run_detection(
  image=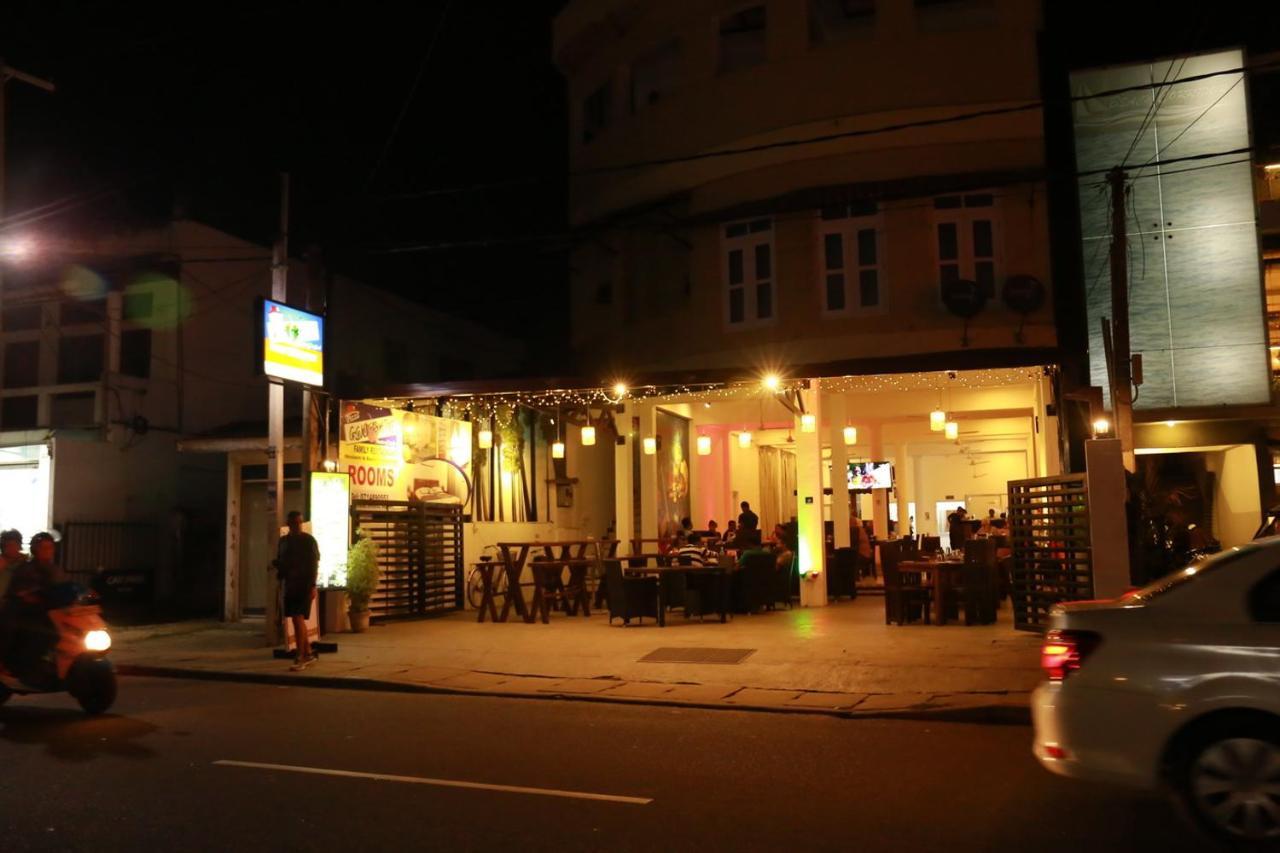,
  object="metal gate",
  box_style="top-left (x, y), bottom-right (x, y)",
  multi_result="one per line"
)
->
top-left (1008, 474), bottom-right (1093, 632)
top-left (61, 521), bottom-right (160, 598)
top-left (351, 501), bottom-right (463, 621)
